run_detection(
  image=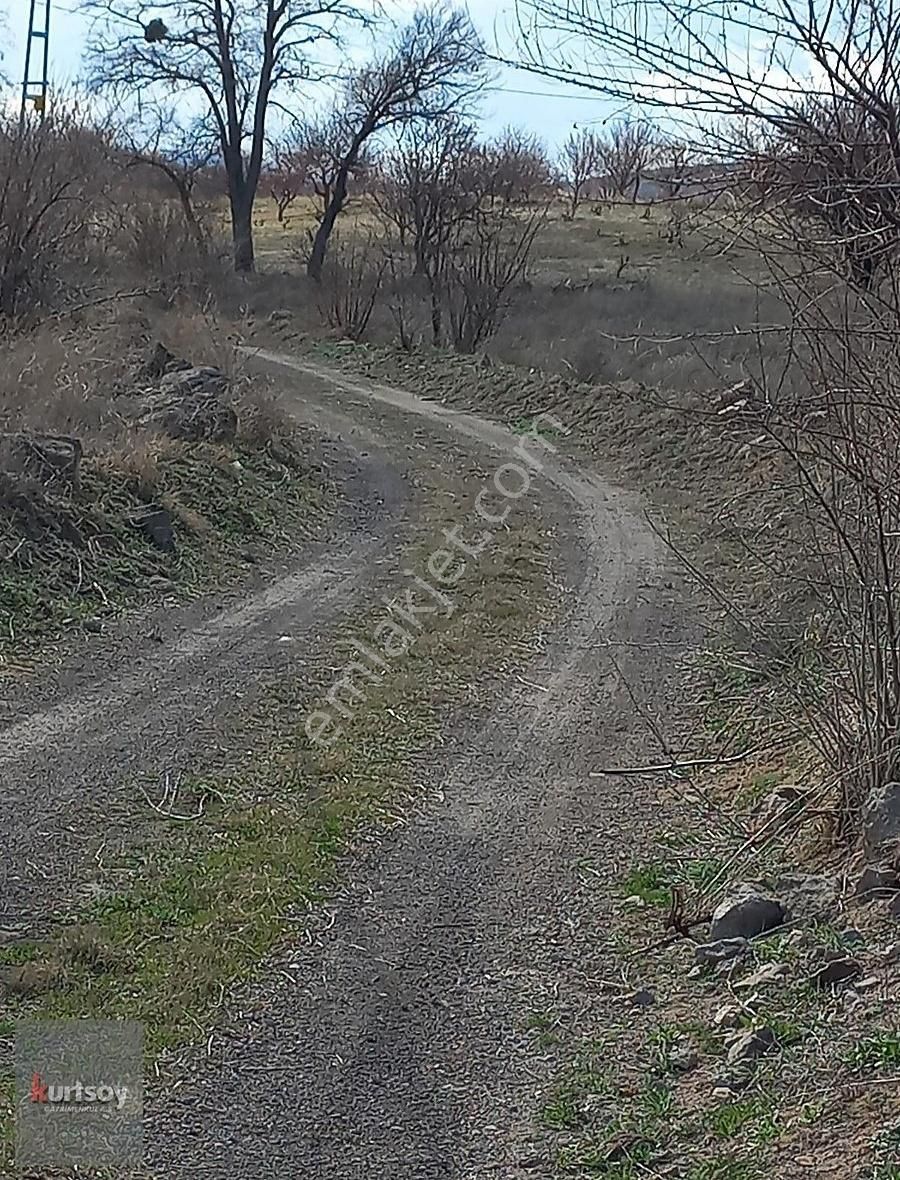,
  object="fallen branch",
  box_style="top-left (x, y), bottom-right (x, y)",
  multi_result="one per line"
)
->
top-left (590, 748), bottom-right (759, 777)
